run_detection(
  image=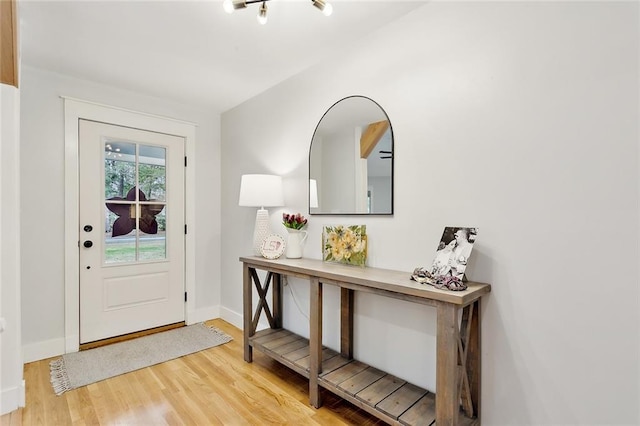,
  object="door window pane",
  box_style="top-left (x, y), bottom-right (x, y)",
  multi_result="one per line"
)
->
top-left (138, 145), bottom-right (166, 201)
top-left (139, 201), bottom-right (165, 235)
top-left (139, 209), bottom-right (166, 261)
top-left (104, 208), bottom-right (136, 264)
top-left (104, 141), bottom-right (136, 199)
